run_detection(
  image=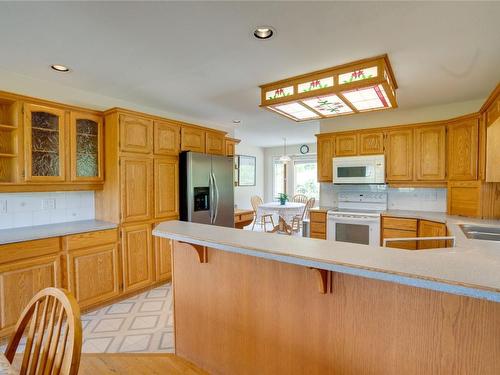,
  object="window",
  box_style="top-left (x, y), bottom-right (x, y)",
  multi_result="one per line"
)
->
top-left (293, 157), bottom-right (319, 201)
top-left (273, 158), bottom-right (286, 198)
